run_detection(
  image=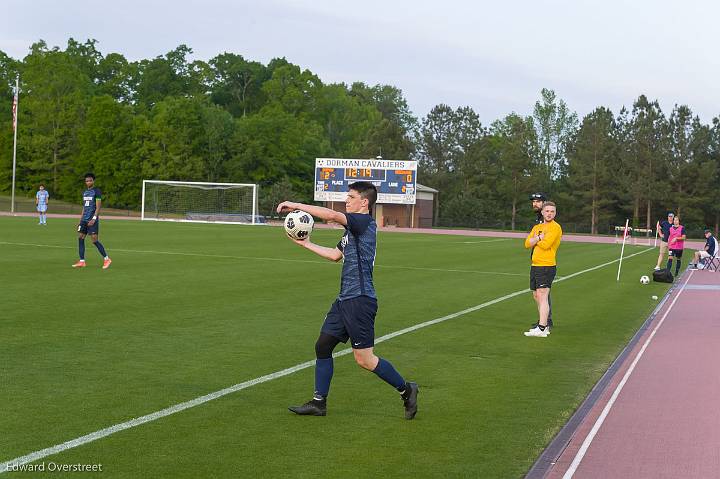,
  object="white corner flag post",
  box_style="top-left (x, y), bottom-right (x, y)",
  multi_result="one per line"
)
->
top-left (616, 218), bottom-right (630, 282)
top-left (10, 75), bottom-right (19, 213)
top-left (654, 221), bottom-right (659, 248)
